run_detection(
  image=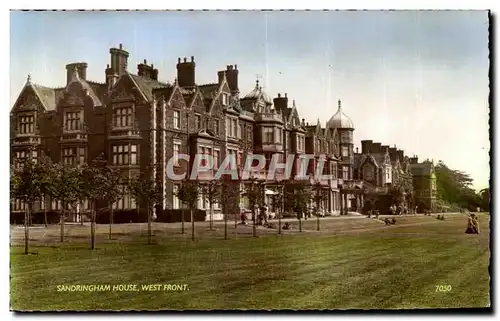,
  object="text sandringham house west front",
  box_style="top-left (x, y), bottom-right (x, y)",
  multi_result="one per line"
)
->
top-left (10, 43), bottom-right (437, 222)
